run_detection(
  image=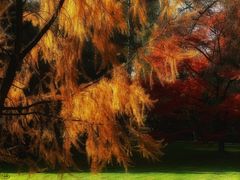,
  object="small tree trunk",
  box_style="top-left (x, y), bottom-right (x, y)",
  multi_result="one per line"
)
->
top-left (218, 141), bottom-right (225, 153)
